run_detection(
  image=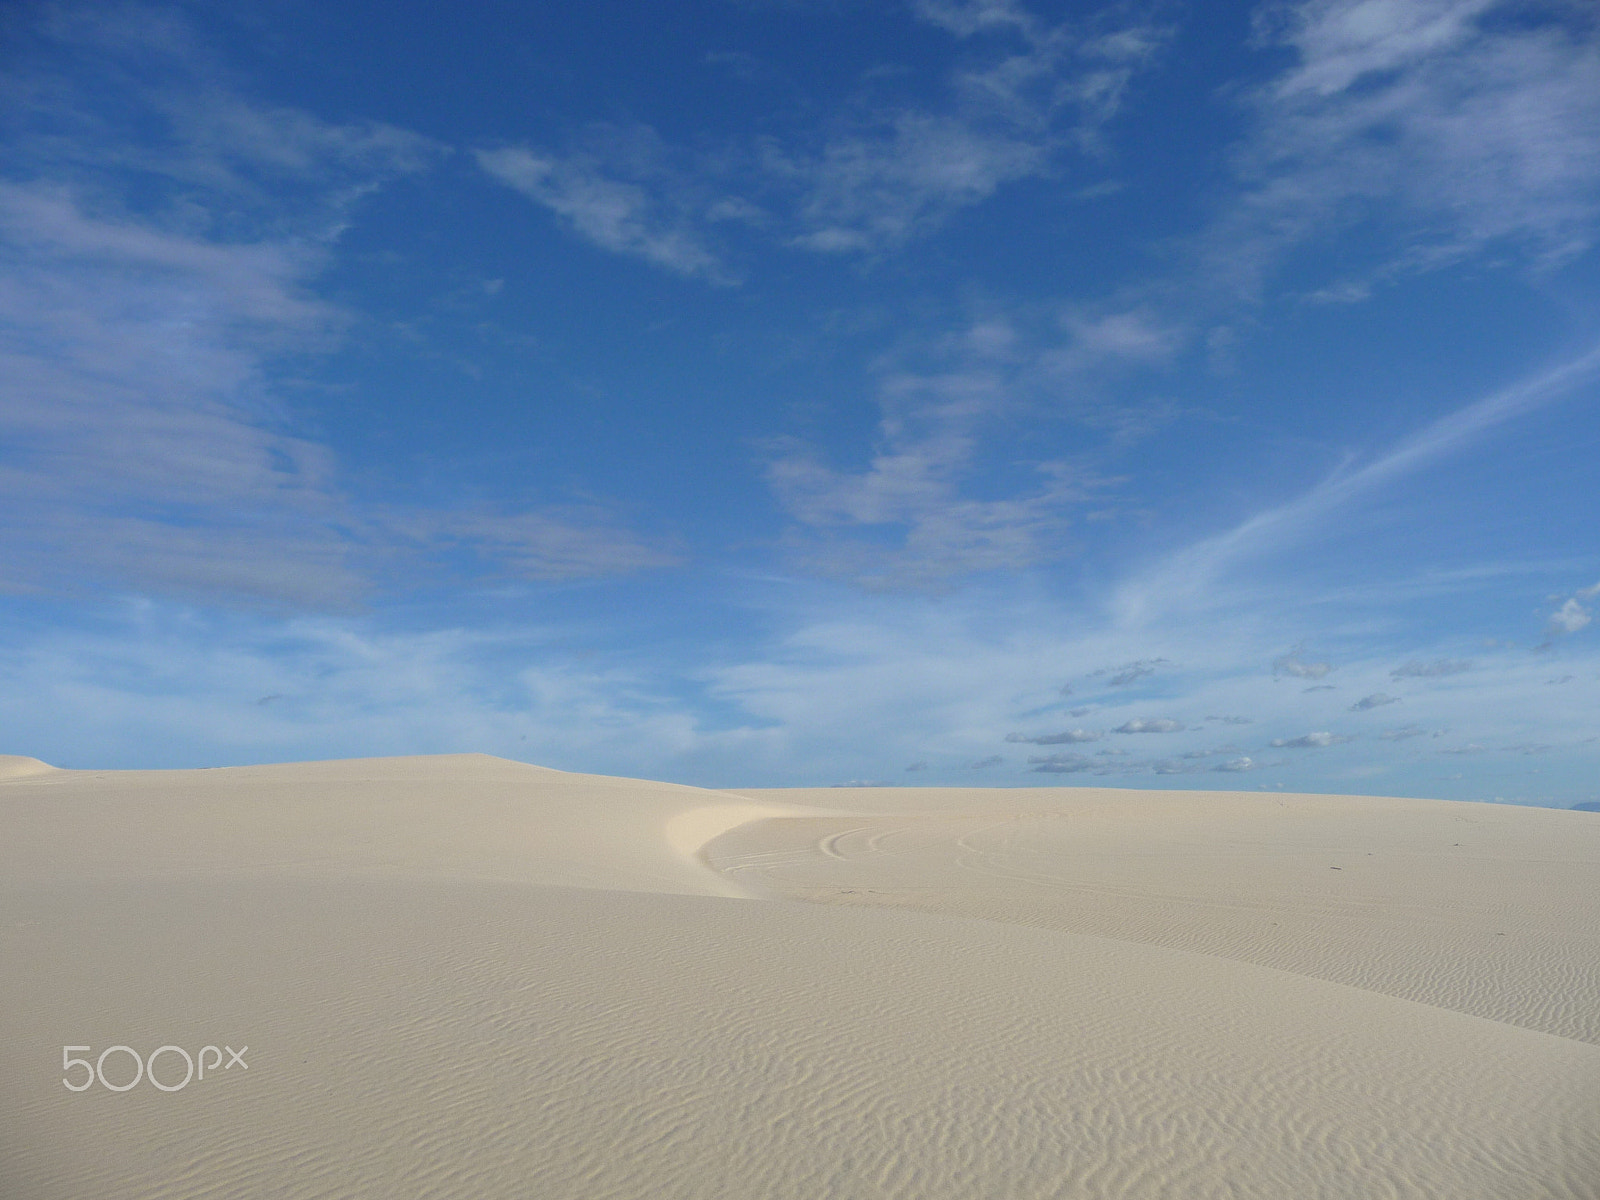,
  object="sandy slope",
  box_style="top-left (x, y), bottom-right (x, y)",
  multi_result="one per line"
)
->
top-left (3, 755), bottom-right (1597, 1199)
top-left (713, 786), bottom-right (1600, 1045)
